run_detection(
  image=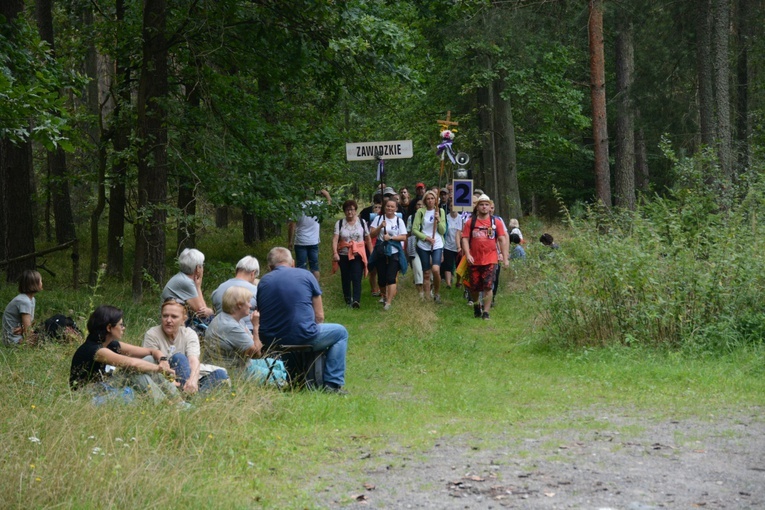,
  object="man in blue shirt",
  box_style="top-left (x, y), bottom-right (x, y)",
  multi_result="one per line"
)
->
top-left (257, 247), bottom-right (349, 394)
